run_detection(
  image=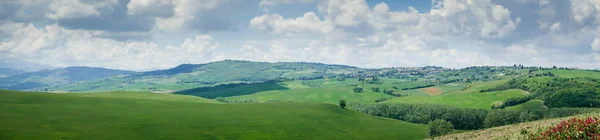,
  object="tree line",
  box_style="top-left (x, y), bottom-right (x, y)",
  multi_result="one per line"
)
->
top-left (481, 77), bottom-right (600, 108)
top-left (348, 103), bottom-right (599, 130)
